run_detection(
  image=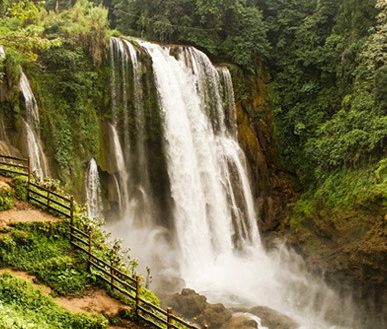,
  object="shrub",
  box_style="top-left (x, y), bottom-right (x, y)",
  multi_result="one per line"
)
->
top-left (0, 272), bottom-right (108, 329)
top-left (11, 176), bottom-right (29, 201)
top-left (0, 187), bottom-right (14, 211)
